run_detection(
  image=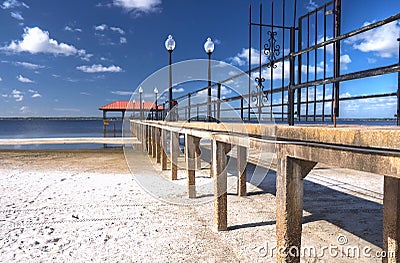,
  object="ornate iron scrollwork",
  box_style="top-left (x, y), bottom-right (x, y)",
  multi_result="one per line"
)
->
top-left (264, 31), bottom-right (280, 68)
top-left (252, 77), bottom-right (268, 108)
